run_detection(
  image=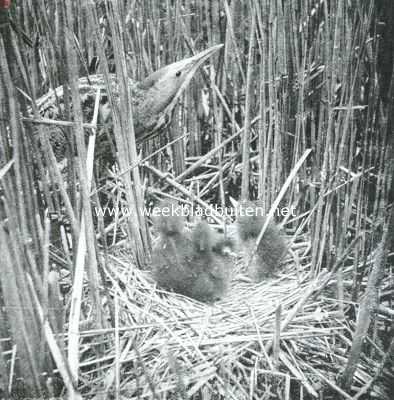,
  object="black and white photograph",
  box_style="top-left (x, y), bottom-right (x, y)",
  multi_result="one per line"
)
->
top-left (0, 0), bottom-right (393, 399)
